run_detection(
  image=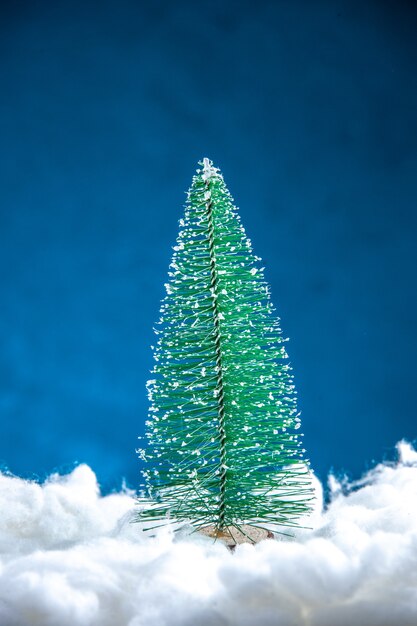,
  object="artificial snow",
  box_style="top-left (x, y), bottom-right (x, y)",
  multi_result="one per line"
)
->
top-left (201, 157), bottom-right (219, 181)
top-left (0, 442), bottom-right (417, 625)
